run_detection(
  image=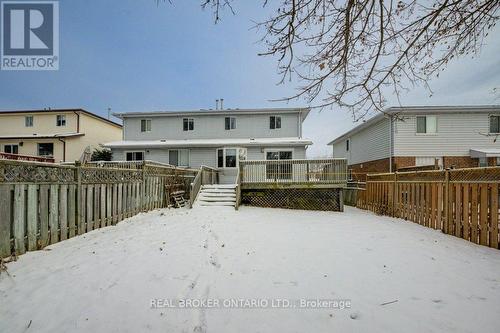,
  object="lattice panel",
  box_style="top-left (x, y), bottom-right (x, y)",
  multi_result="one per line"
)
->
top-left (397, 170), bottom-right (446, 182)
top-left (242, 188), bottom-right (342, 211)
top-left (0, 162), bottom-right (75, 183)
top-left (80, 168), bottom-right (143, 183)
top-left (450, 167), bottom-right (500, 182)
